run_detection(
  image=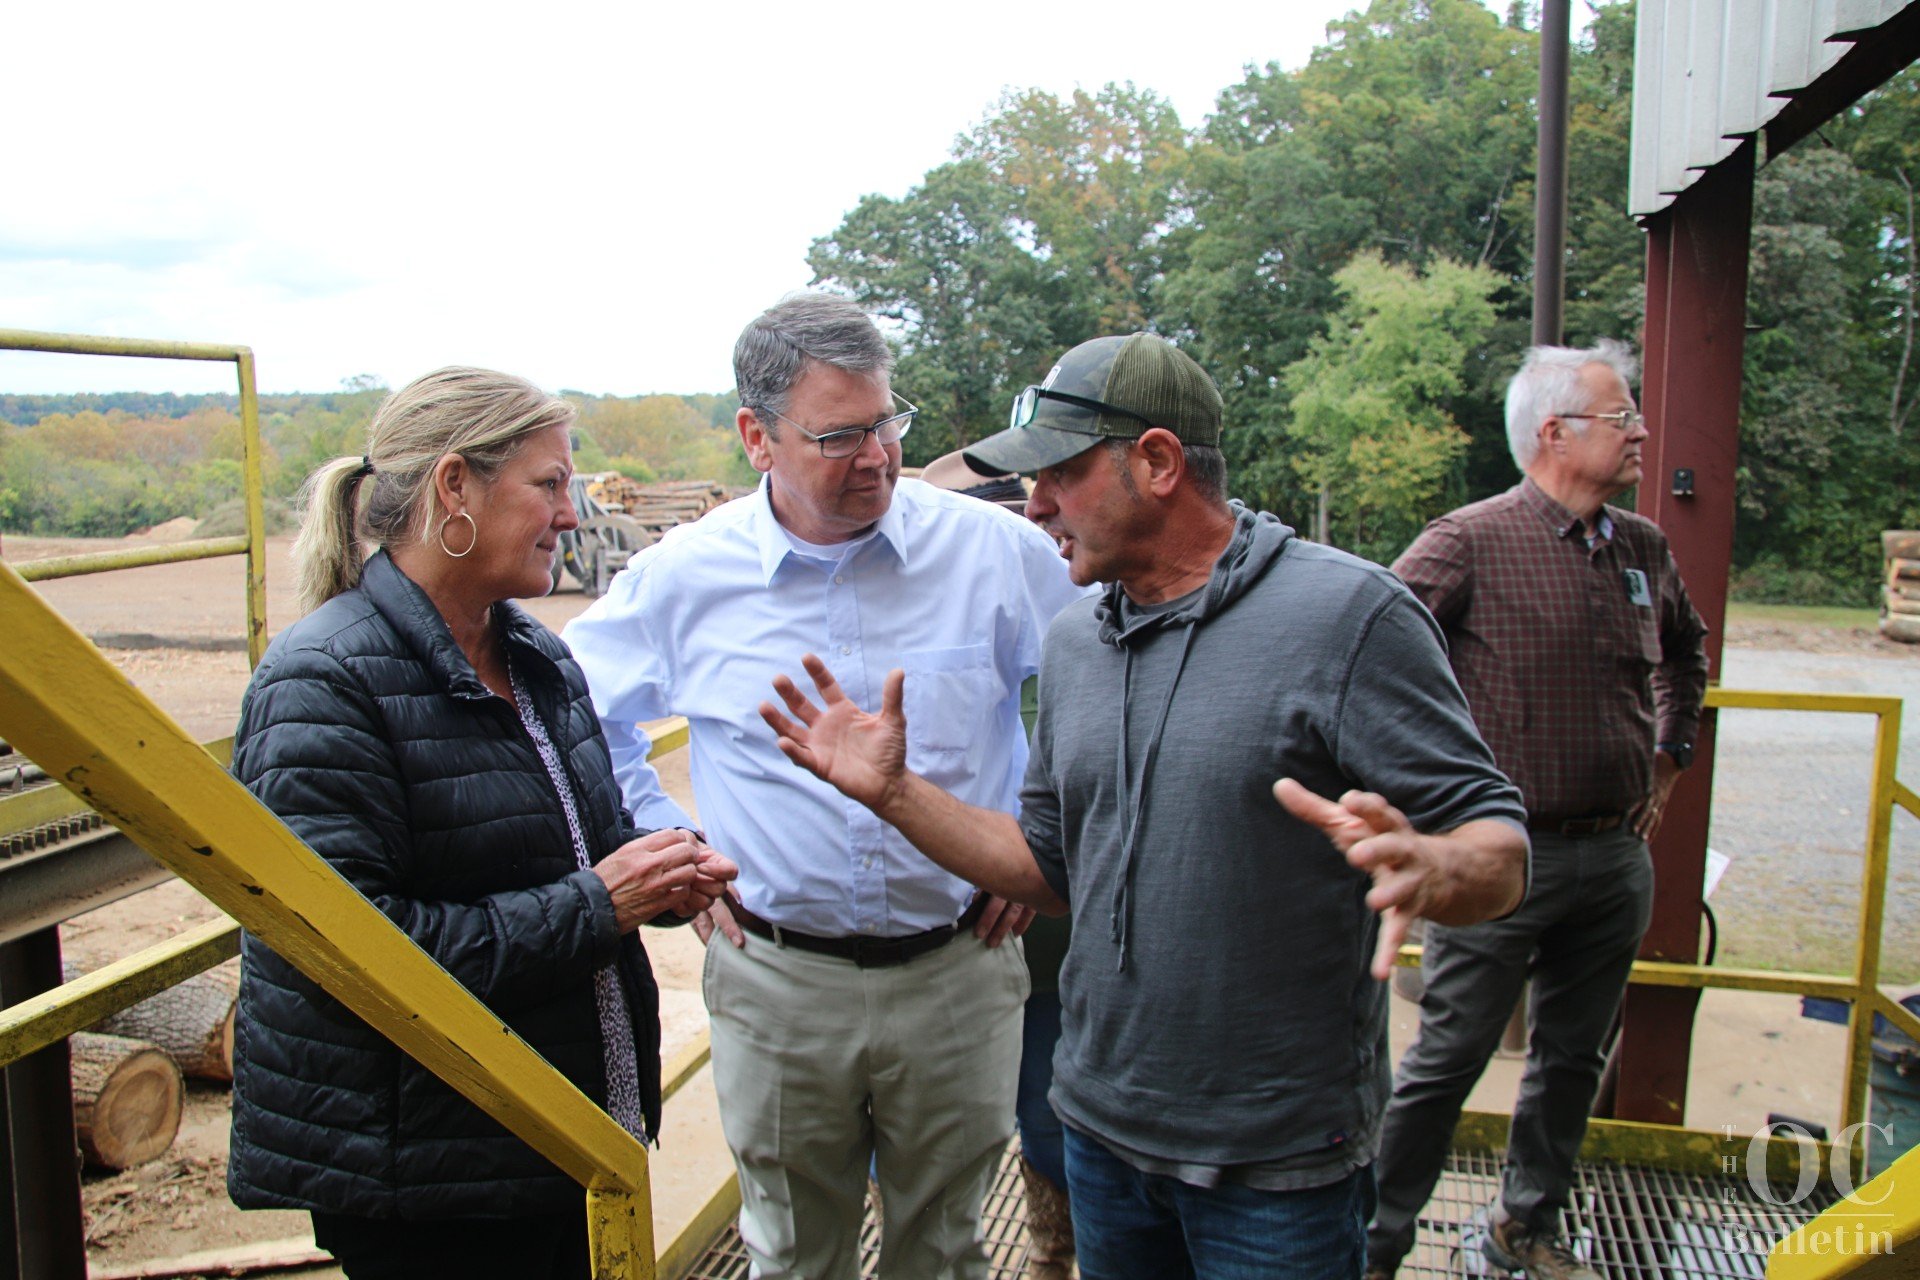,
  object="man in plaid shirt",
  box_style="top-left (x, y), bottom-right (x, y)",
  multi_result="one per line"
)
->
top-left (1366, 340), bottom-right (1709, 1280)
